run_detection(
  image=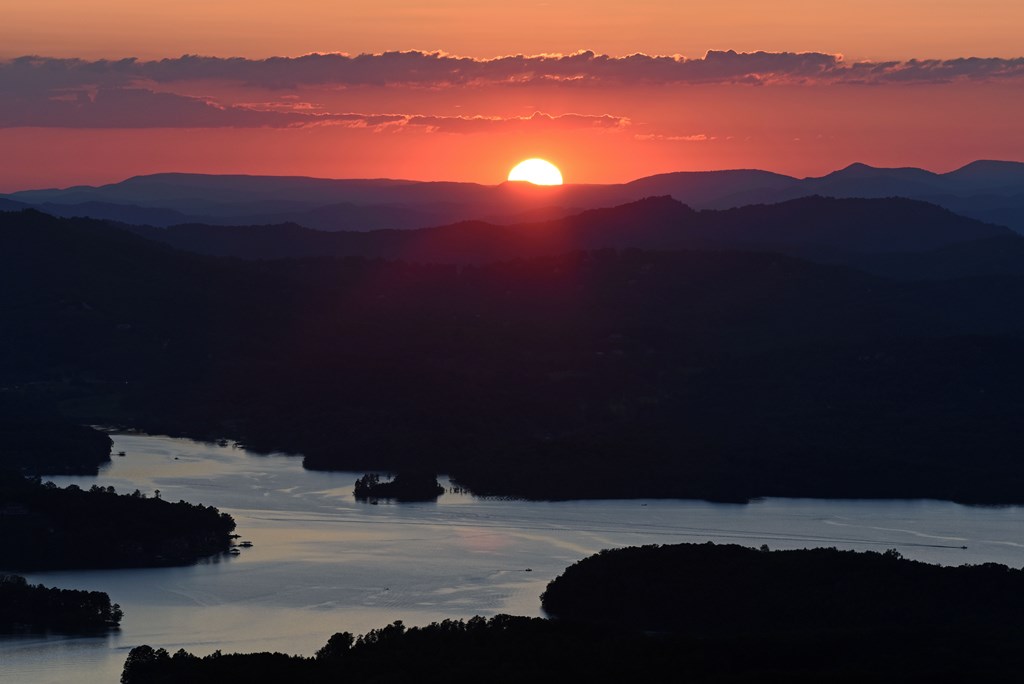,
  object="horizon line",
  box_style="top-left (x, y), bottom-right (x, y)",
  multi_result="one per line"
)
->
top-left (4, 159), bottom-right (1021, 195)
